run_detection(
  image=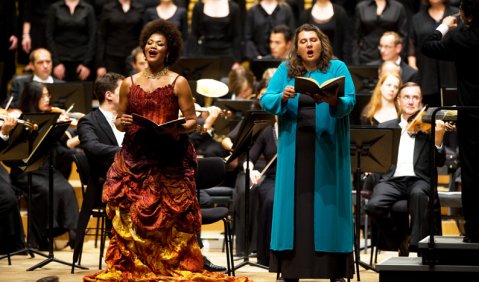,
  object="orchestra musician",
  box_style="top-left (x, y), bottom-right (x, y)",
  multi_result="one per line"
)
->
top-left (74, 72), bottom-right (125, 253)
top-left (8, 81), bottom-right (79, 251)
top-left (365, 82), bottom-right (452, 254)
top-left (6, 48), bottom-right (62, 109)
top-left (0, 117), bottom-right (26, 255)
